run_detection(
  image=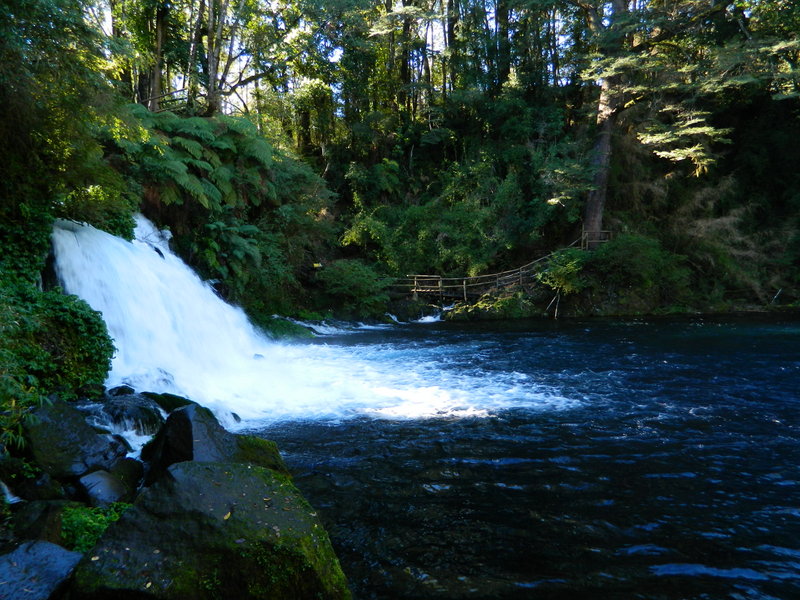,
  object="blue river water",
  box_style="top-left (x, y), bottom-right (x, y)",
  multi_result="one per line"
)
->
top-left (253, 316), bottom-right (800, 599)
